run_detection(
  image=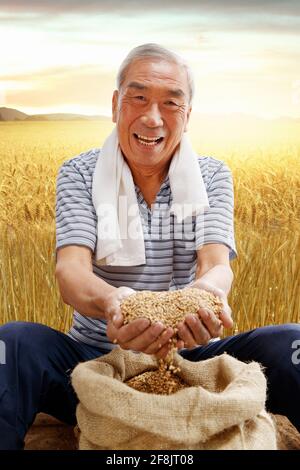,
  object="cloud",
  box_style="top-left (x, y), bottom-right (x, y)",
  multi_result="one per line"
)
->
top-left (0, 0), bottom-right (299, 15)
top-left (0, 65), bottom-right (105, 82)
top-left (1, 1), bottom-right (299, 39)
top-left (144, 15), bottom-right (300, 37)
top-left (3, 64), bottom-right (116, 110)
